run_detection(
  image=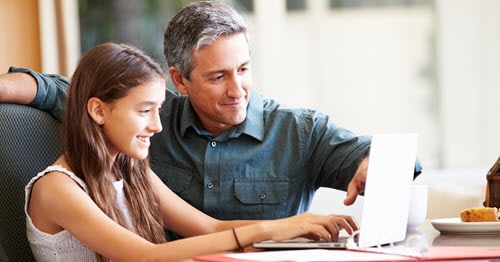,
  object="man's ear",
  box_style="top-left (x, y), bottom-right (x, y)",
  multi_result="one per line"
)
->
top-left (87, 97), bottom-right (106, 125)
top-left (169, 66), bottom-right (188, 95)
